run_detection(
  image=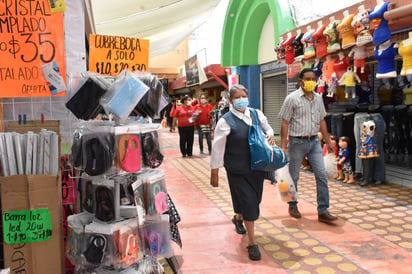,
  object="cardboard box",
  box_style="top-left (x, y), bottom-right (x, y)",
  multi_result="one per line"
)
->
top-left (0, 175), bottom-right (63, 274)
